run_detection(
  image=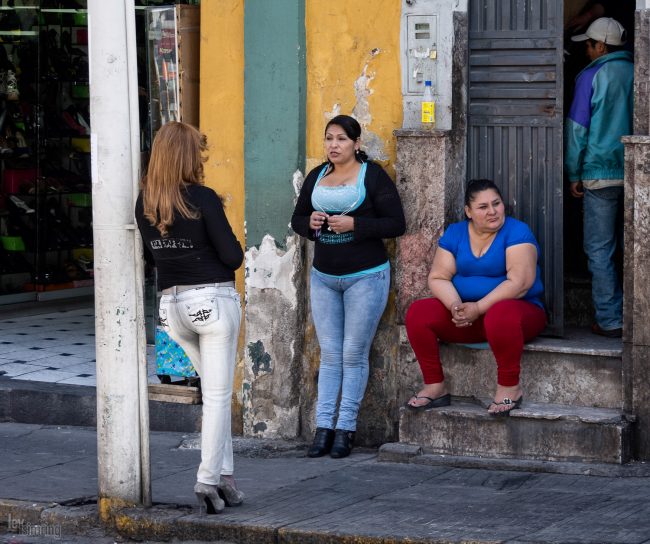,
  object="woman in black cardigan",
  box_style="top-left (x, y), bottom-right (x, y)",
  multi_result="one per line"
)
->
top-left (291, 115), bottom-right (405, 458)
